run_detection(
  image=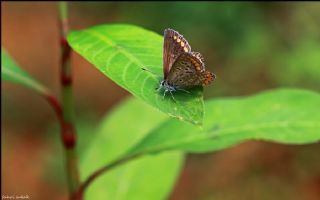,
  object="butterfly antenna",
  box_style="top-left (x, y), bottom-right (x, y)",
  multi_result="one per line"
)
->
top-left (141, 67), bottom-right (160, 78)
